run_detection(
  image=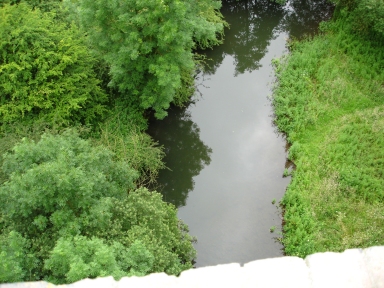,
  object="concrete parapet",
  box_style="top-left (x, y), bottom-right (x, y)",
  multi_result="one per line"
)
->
top-left (1, 246), bottom-right (383, 288)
